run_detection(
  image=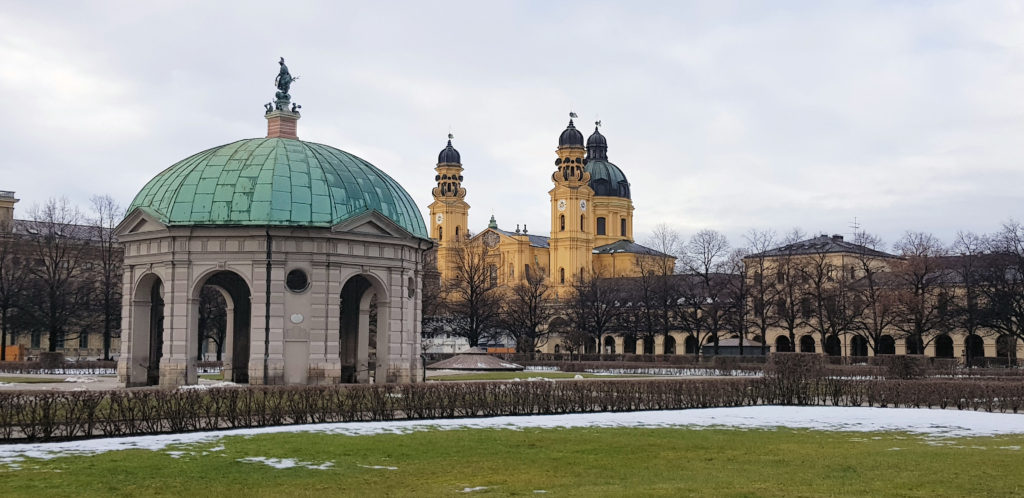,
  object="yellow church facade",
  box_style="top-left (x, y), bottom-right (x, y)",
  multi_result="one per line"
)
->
top-left (428, 118), bottom-right (663, 293)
